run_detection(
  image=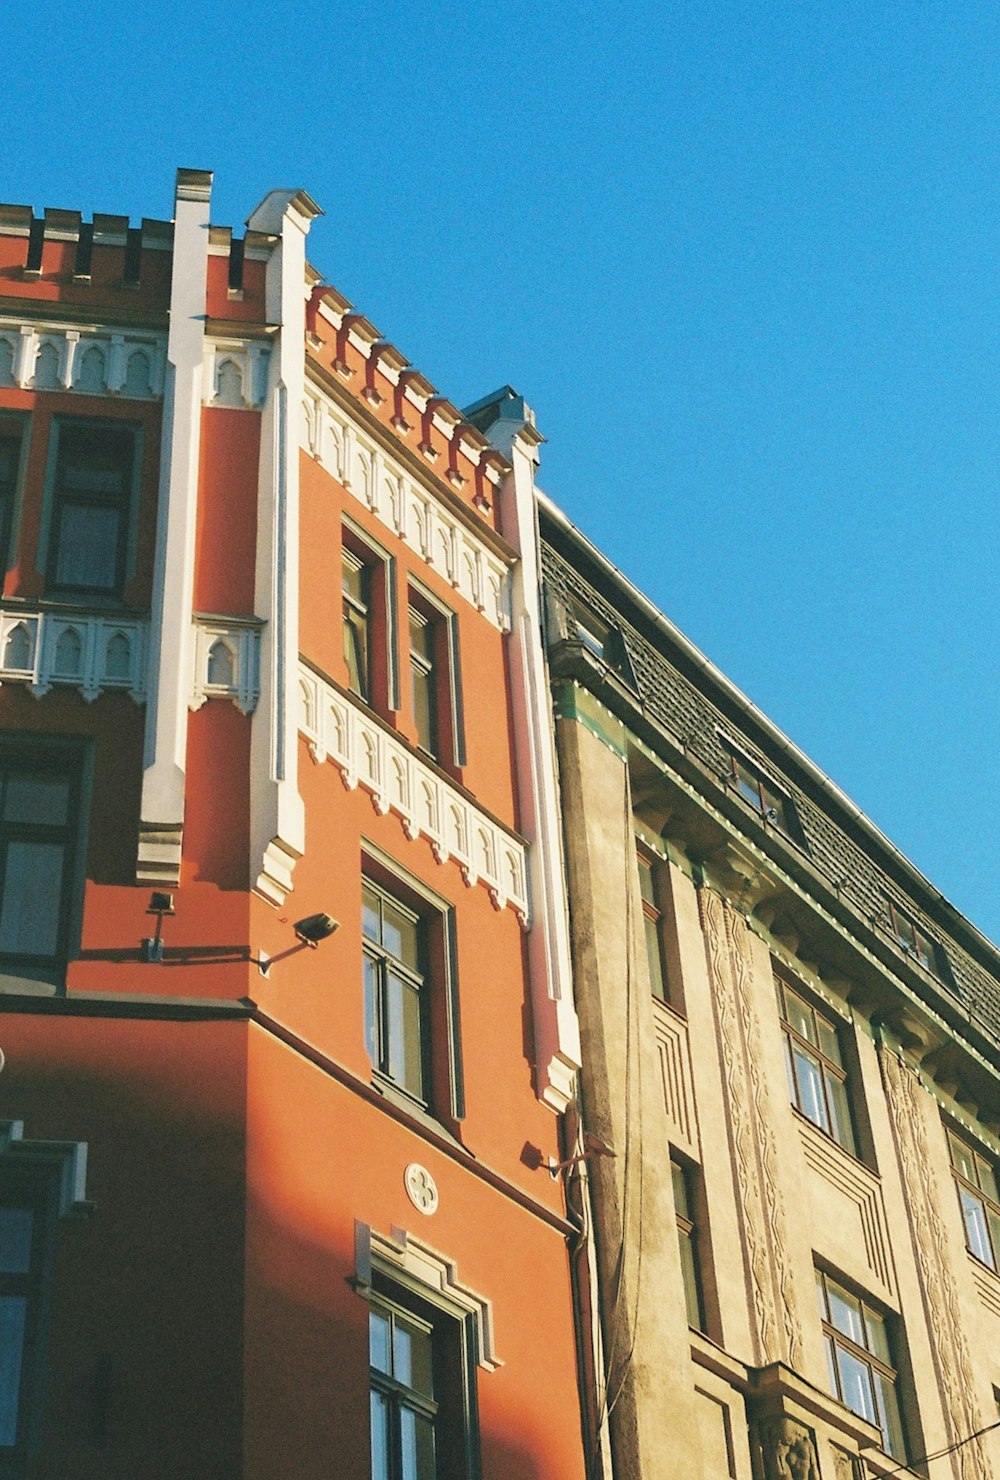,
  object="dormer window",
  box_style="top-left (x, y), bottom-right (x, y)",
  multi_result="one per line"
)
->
top-left (723, 744), bottom-right (795, 835)
top-left (886, 902), bottom-right (938, 972)
top-left (562, 596), bottom-right (638, 690)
